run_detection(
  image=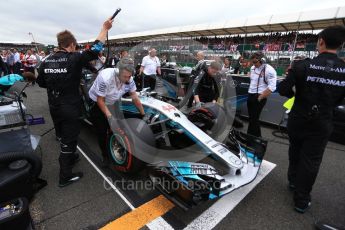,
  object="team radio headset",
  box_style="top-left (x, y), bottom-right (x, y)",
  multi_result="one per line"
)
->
top-left (253, 53), bottom-right (268, 94)
top-left (115, 58), bottom-right (135, 85)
